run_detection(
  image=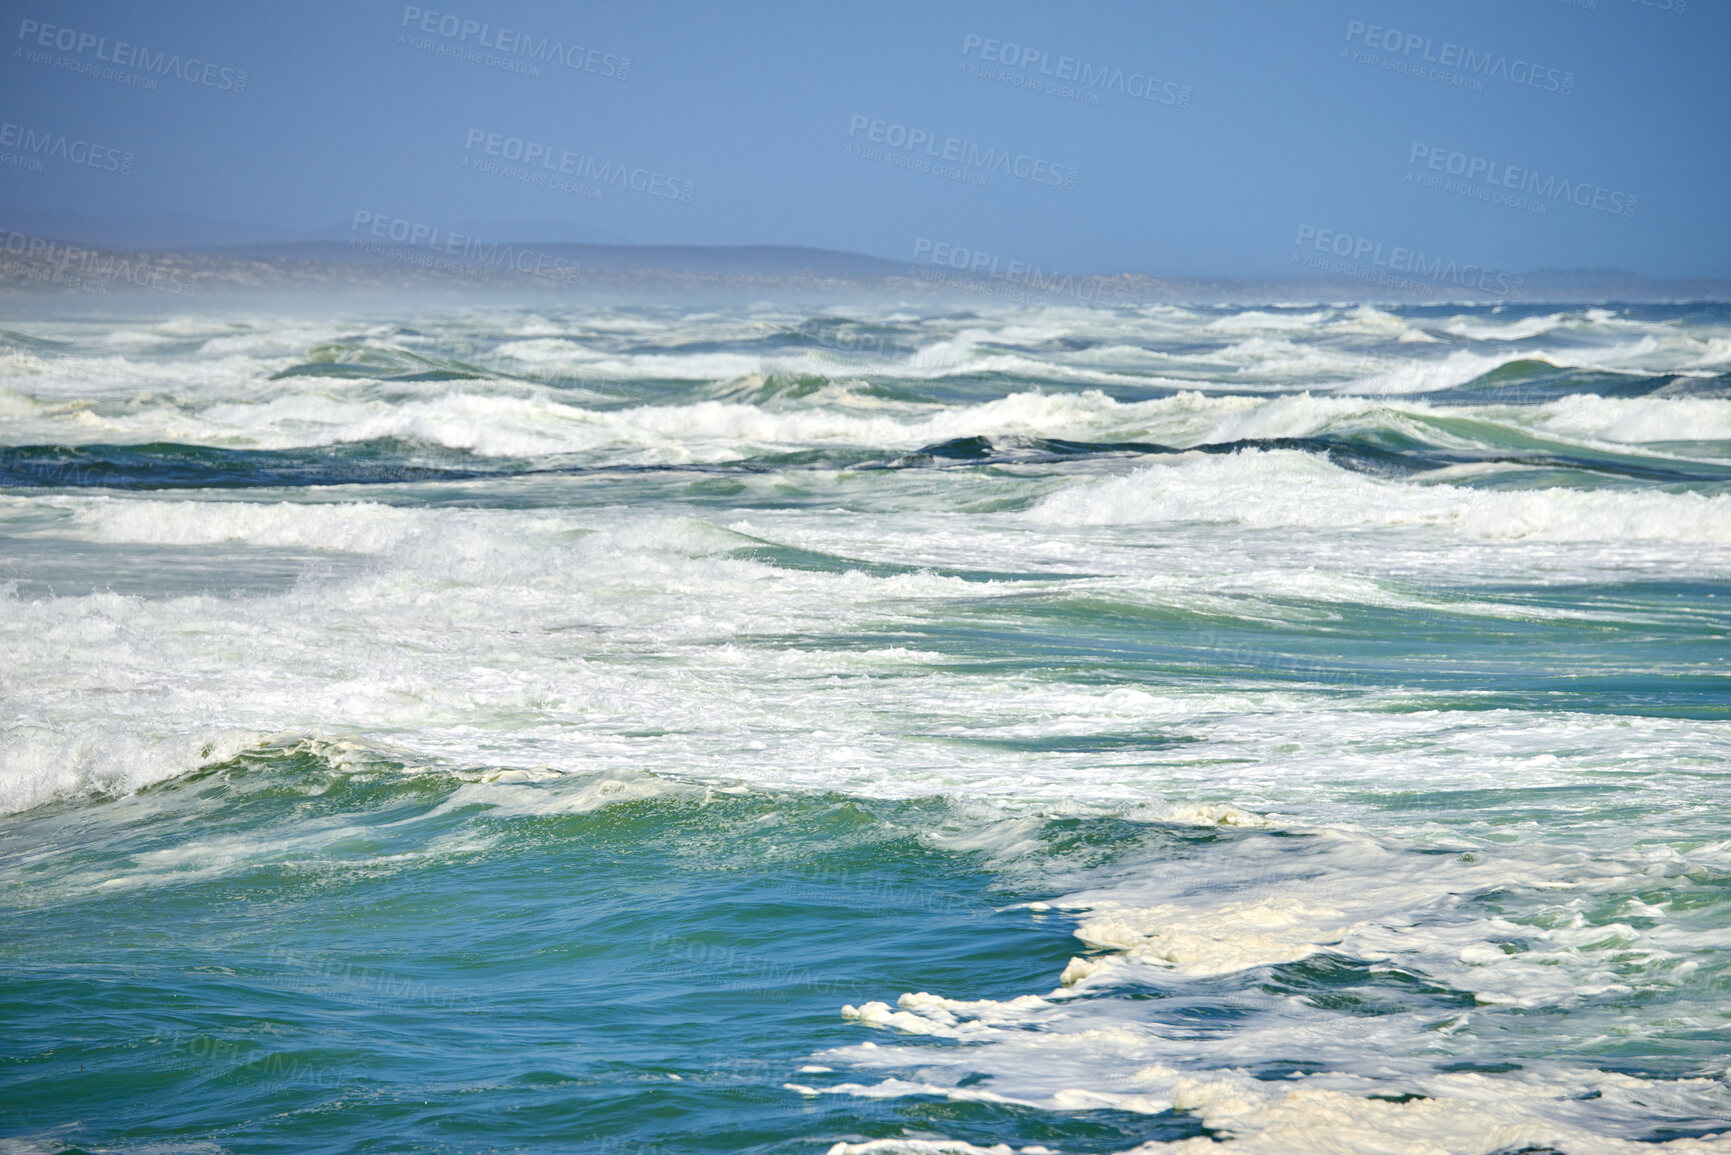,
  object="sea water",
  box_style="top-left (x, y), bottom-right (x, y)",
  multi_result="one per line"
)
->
top-left (1, 300), bottom-right (1729, 1153)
